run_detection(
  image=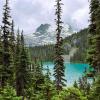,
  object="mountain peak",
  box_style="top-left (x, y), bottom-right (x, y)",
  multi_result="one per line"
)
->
top-left (35, 24), bottom-right (50, 34)
top-left (25, 24), bottom-right (73, 46)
